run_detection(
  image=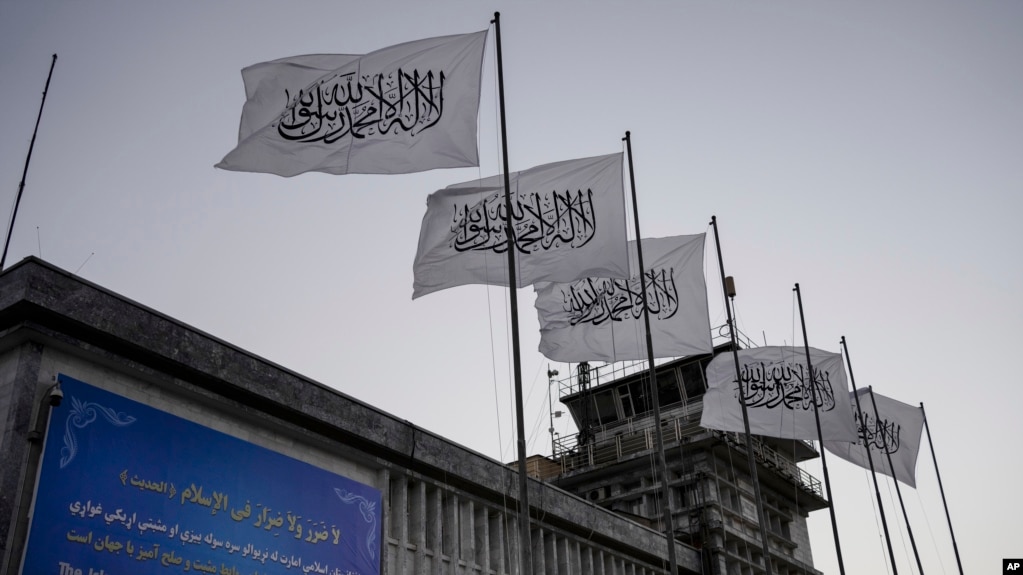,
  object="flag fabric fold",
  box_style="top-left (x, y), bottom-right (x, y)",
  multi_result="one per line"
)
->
top-left (701, 346), bottom-right (858, 441)
top-left (535, 234), bottom-right (712, 362)
top-left (217, 31), bottom-right (488, 177)
top-left (824, 389), bottom-right (924, 487)
top-left (412, 153), bottom-right (630, 299)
